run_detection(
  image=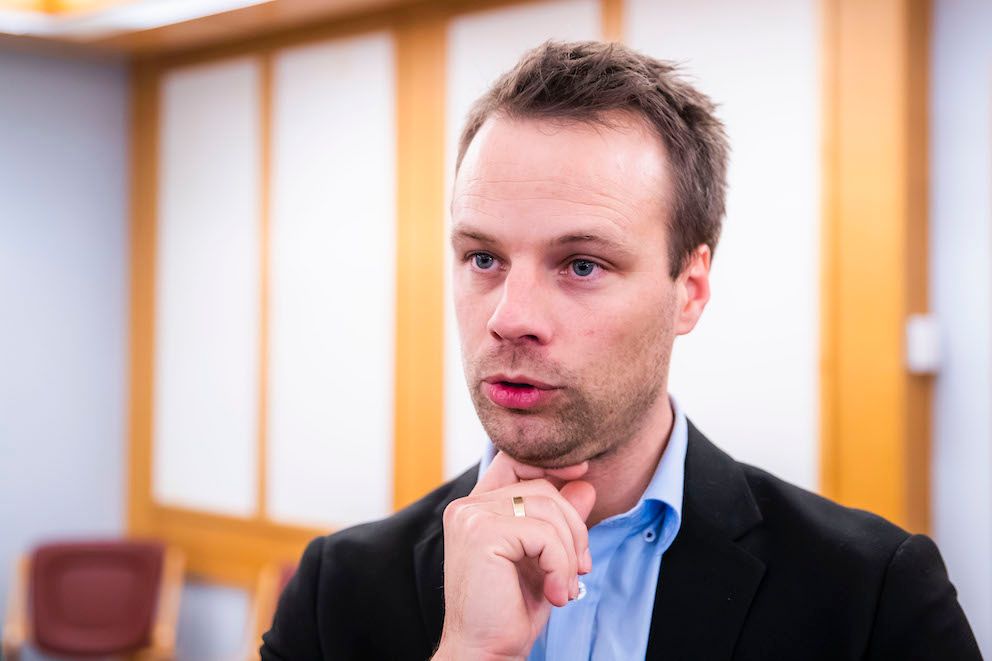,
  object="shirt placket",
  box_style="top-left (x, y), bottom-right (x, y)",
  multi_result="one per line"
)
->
top-left (543, 517), bottom-right (632, 661)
